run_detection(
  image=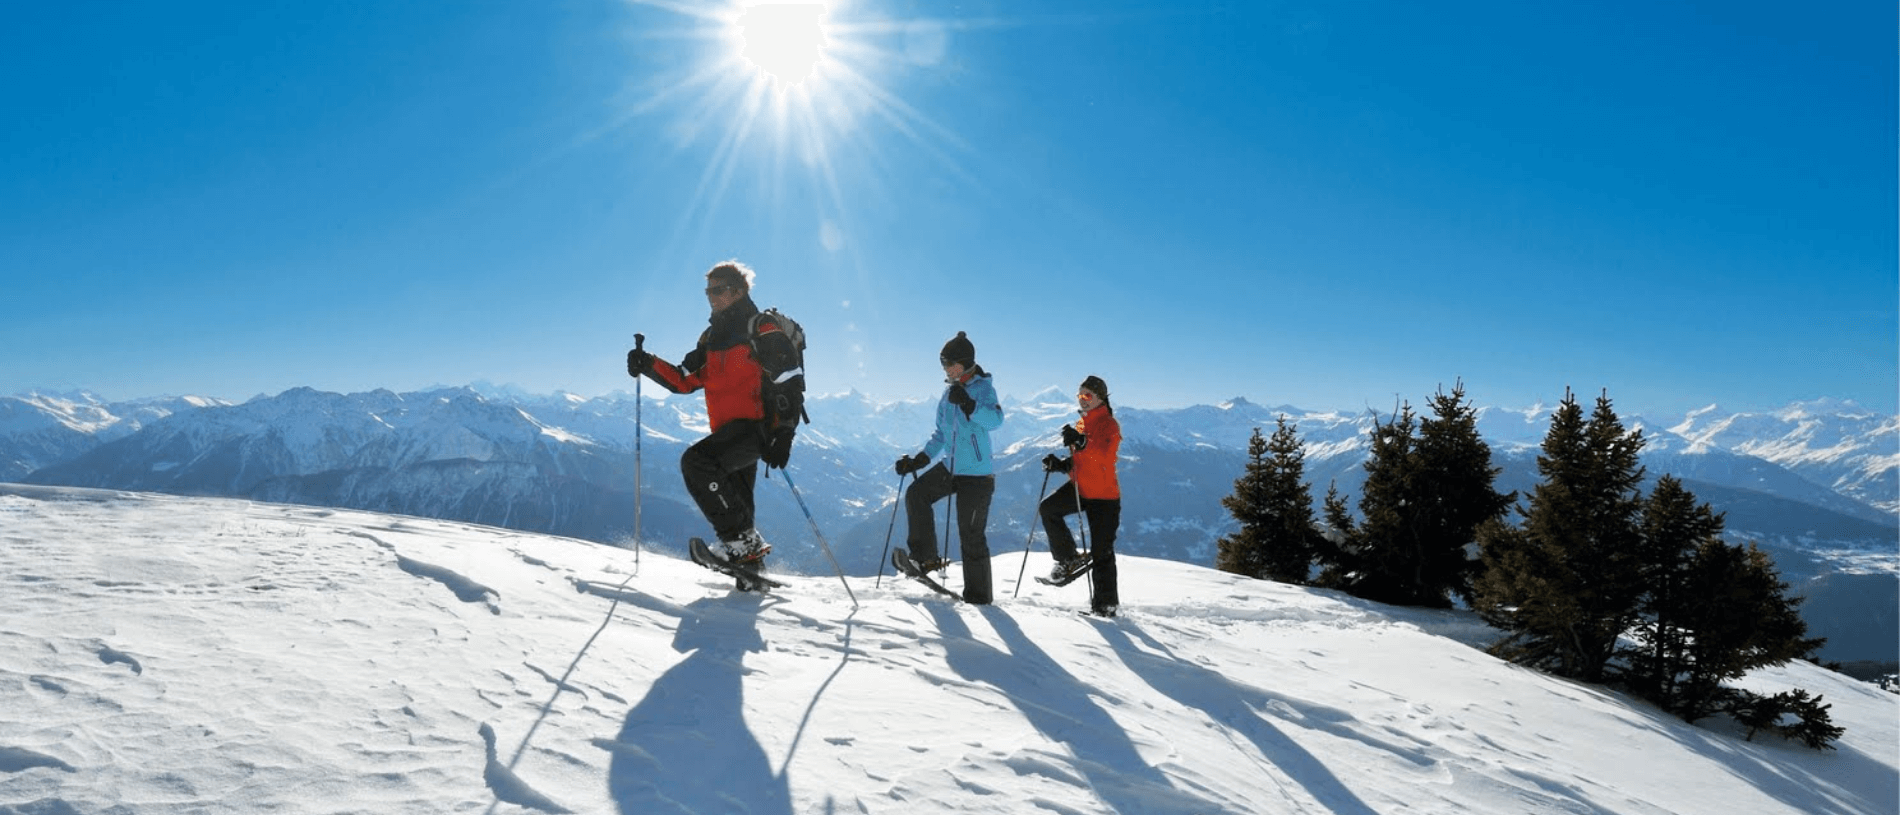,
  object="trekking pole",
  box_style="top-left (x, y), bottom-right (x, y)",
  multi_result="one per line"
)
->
top-left (940, 425), bottom-right (958, 576)
top-left (1012, 469), bottom-right (1053, 597)
top-left (876, 472), bottom-right (910, 588)
top-left (633, 333), bottom-right (645, 574)
top-left (1074, 479), bottom-right (1093, 595)
top-left (778, 467), bottom-right (859, 609)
